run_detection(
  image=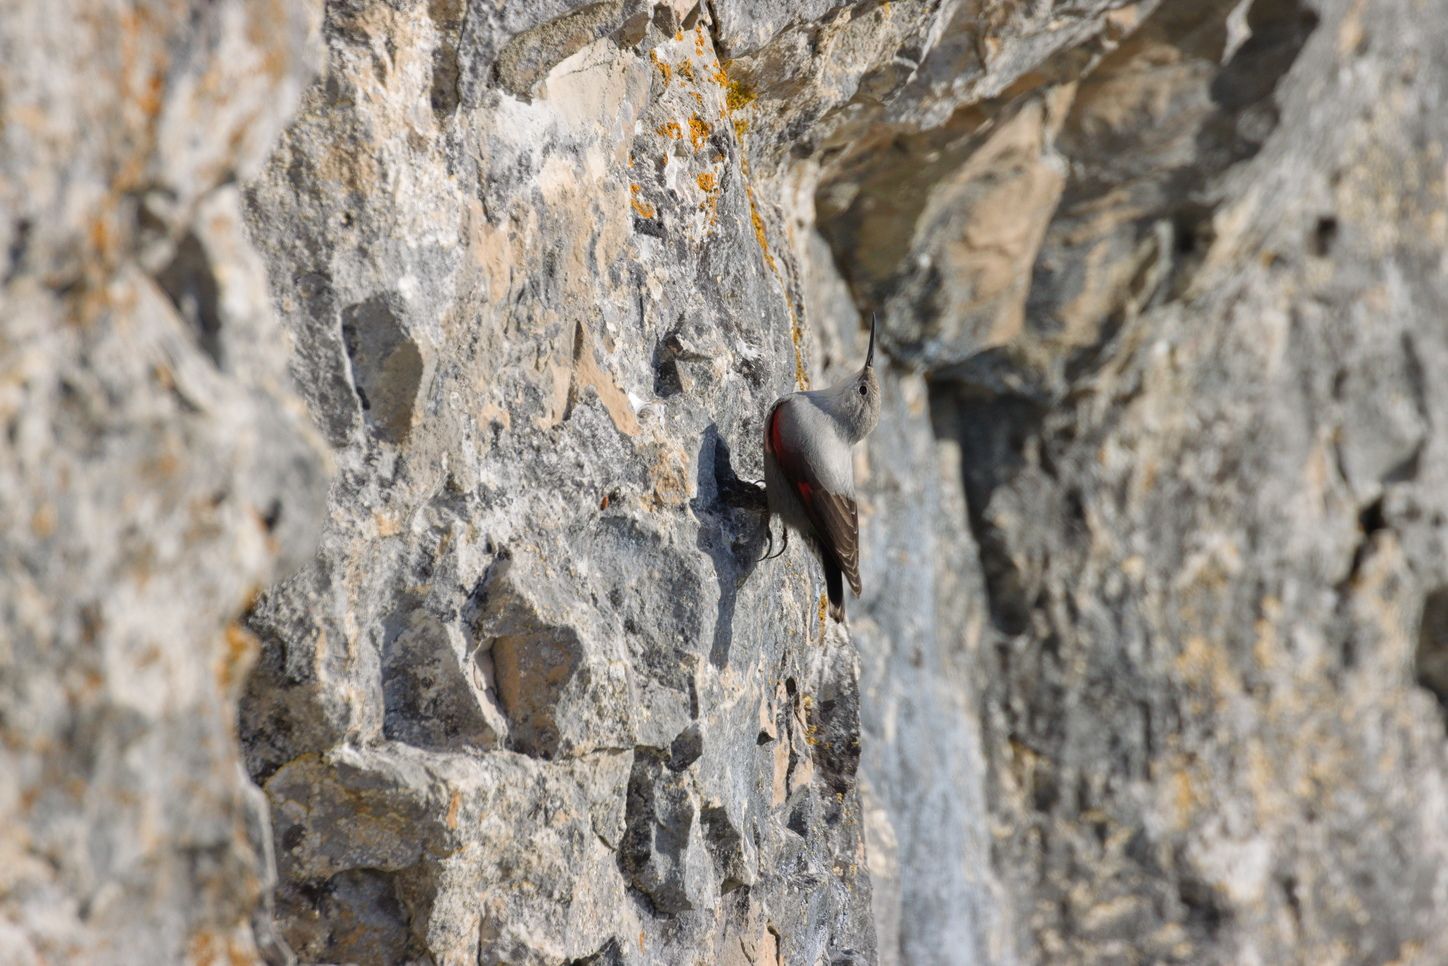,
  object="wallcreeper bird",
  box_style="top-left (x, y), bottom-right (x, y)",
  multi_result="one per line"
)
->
top-left (763, 315), bottom-right (881, 622)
